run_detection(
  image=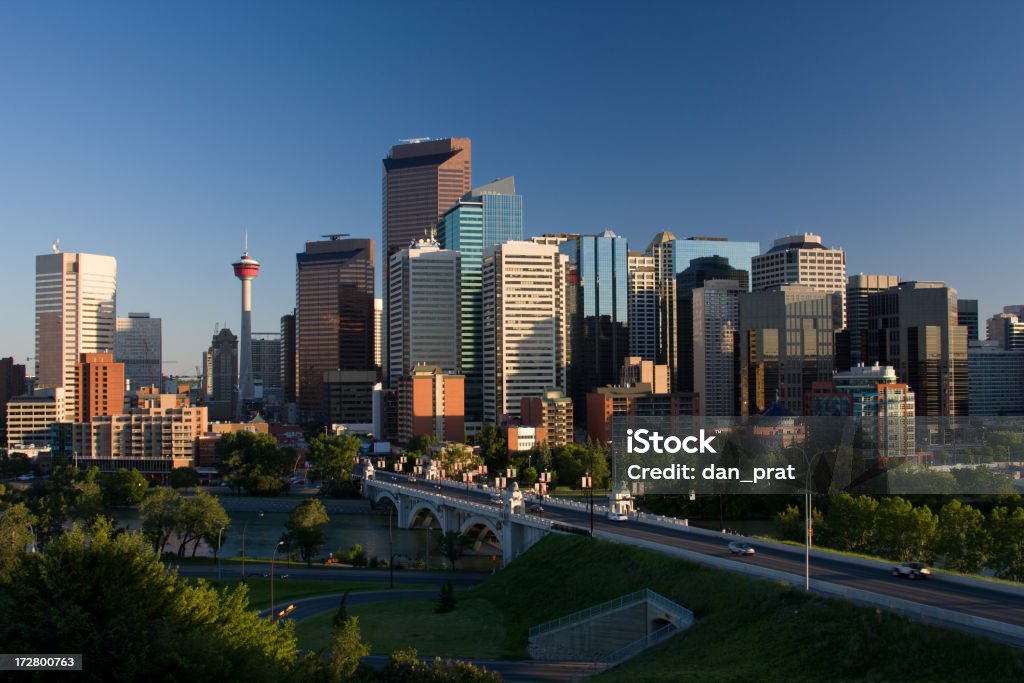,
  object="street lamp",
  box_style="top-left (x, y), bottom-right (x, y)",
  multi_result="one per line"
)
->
top-left (582, 473), bottom-right (594, 536)
top-left (216, 525), bottom-right (226, 580)
top-left (788, 445), bottom-right (823, 592)
top-left (241, 510), bottom-right (264, 583)
top-left (271, 540), bottom-right (284, 616)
